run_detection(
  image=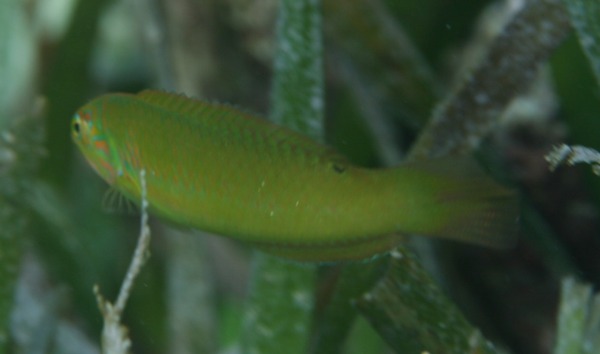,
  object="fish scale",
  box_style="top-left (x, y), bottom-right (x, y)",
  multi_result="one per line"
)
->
top-left (72, 90), bottom-right (518, 261)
